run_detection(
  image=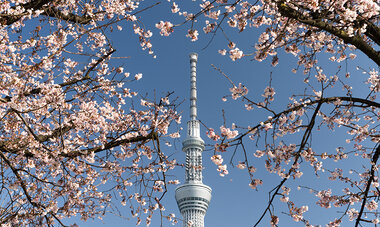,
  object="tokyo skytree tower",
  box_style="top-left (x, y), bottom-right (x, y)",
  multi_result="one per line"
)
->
top-left (175, 53), bottom-right (212, 227)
